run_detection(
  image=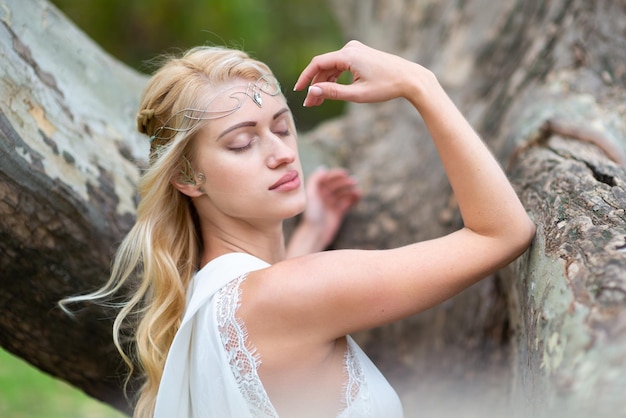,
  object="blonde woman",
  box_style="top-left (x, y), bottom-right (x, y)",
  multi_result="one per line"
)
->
top-left (64, 40), bottom-right (535, 418)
